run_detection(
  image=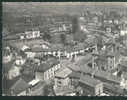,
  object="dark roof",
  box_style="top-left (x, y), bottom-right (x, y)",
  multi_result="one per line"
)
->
top-left (94, 70), bottom-right (120, 84)
top-left (3, 60), bottom-right (15, 73)
top-left (68, 71), bottom-right (81, 79)
top-left (47, 58), bottom-right (59, 66)
top-left (21, 74), bottom-right (35, 83)
top-left (80, 65), bottom-right (93, 74)
top-left (79, 74), bottom-right (102, 87)
top-left (76, 54), bottom-right (92, 66)
top-left (37, 58), bottom-right (59, 72)
top-left (36, 63), bottom-right (50, 72)
top-left (30, 81), bottom-right (46, 91)
top-left (103, 83), bottom-right (124, 95)
top-left (79, 65), bottom-right (120, 84)
top-left (10, 78), bottom-right (30, 94)
top-left (3, 76), bottom-right (20, 91)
